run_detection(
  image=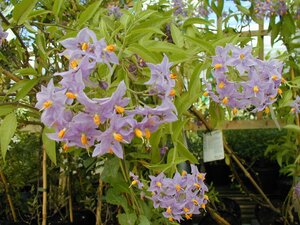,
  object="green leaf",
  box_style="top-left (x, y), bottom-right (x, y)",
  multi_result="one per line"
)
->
top-left (53, 0), bottom-right (64, 17)
top-left (0, 113), bottom-right (17, 160)
top-left (118, 213), bottom-right (137, 225)
top-left (0, 105), bottom-right (16, 117)
top-left (183, 18), bottom-right (213, 27)
top-left (13, 0), bottom-right (38, 25)
top-left (127, 44), bottom-right (160, 63)
top-left (77, 0), bottom-right (103, 26)
top-left (150, 129), bottom-right (162, 164)
top-left (236, 5), bottom-right (250, 15)
top-left (106, 188), bottom-right (128, 212)
top-left (185, 36), bottom-right (214, 55)
top-left (139, 215), bottom-right (151, 225)
top-left (170, 23), bottom-right (184, 48)
top-left (42, 127), bottom-right (56, 165)
top-left (176, 140), bottom-right (198, 163)
top-left (16, 78), bottom-right (39, 100)
top-left (15, 67), bottom-right (38, 76)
